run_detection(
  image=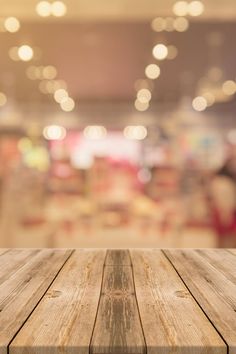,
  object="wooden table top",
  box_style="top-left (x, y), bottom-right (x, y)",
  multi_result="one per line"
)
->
top-left (0, 248), bottom-right (236, 354)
